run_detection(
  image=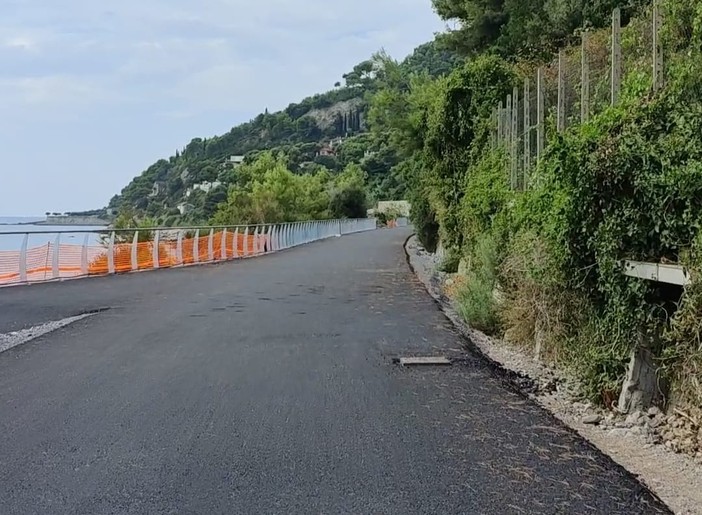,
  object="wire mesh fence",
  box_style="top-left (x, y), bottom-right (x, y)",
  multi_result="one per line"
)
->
top-left (493, 0), bottom-right (672, 190)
